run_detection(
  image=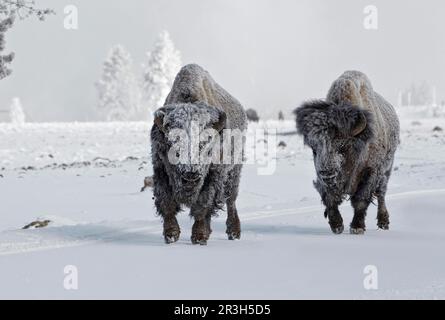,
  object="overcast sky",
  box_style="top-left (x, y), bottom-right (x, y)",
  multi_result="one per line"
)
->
top-left (1, 0), bottom-right (444, 121)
